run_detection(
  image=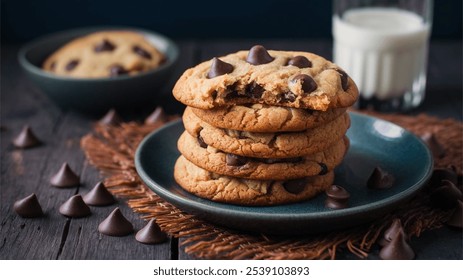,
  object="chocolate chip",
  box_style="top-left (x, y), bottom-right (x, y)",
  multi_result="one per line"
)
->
top-left (13, 193), bottom-right (43, 218)
top-left (283, 178), bottom-right (307, 194)
top-left (278, 92), bottom-right (296, 103)
top-left (50, 61), bottom-right (56, 71)
top-left (246, 45), bottom-right (274, 65)
top-left (429, 167), bottom-right (458, 187)
top-left (207, 57), bottom-right (234, 78)
top-left (133, 45), bottom-right (152, 60)
top-left (446, 200), bottom-right (463, 229)
top-left (12, 125), bottom-right (41, 149)
top-left (325, 185), bottom-right (350, 209)
top-left (318, 163), bottom-right (328, 175)
top-left (291, 74), bottom-right (317, 93)
top-left (245, 82), bottom-right (264, 99)
top-left (98, 207), bottom-right (134, 236)
top-left (50, 162), bottom-right (80, 188)
top-left (99, 109), bottom-right (122, 126)
top-left (367, 167), bottom-right (395, 189)
top-left (83, 182), bottom-right (116, 206)
top-left (379, 219), bottom-right (407, 247)
top-left (94, 39), bottom-right (116, 52)
top-left (336, 69), bottom-right (349, 91)
top-left (430, 180), bottom-right (463, 209)
top-left (135, 219), bottom-right (168, 244)
top-left (109, 64), bottom-right (129, 77)
top-left (379, 229), bottom-right (415, 260)
top-left (65, 60), bottom-right (79, 71)
top-left (145, 107), bottom-right (166, 124)
top-left (421, 132), bottom-right (445, 158)
top-left (59, 195), bottom-right (91, 218)
top-left (226, 154), bottom-right (249, 166)
top-left (197, 135), bottom-right (208, 148)
top-left (287, 56), bottom-right (312, 68)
